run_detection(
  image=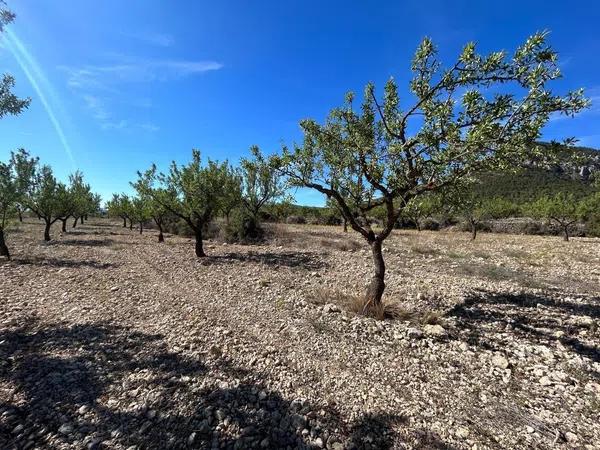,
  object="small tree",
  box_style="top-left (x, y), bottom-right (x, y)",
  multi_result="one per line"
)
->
top-left (240, 146), bottom-right (286, 220)
top-left (527, 193), bottom-right (582, 241)
top-left (275, 32), bottom-right (587, 307)
top-left (107, 194), bottom-right (132, 228)
top-left (403, 193), bottom-right (442, 231)
top-left (25, 164), bottom-right (63, 241)
top-left (141, 150), bottom-right (238, 257)
top-left (131, 196), bottom-right (151, 235)
top-left (0, 149), bottom-right (36, 258)
top-left (132, 172), bottom-right (172, 242)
